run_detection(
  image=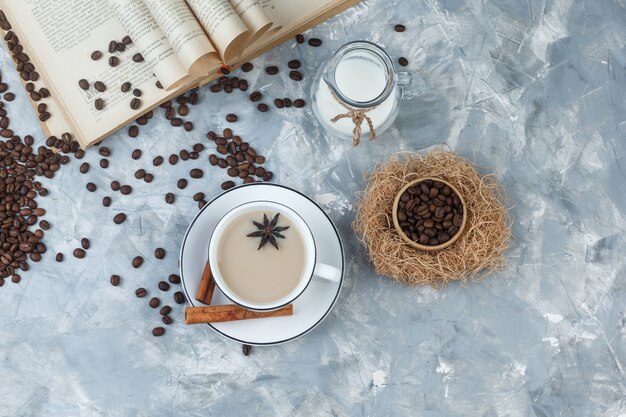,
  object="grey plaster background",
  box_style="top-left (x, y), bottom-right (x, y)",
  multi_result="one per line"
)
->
top-left (1, 0), bottom-right (626, 416)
